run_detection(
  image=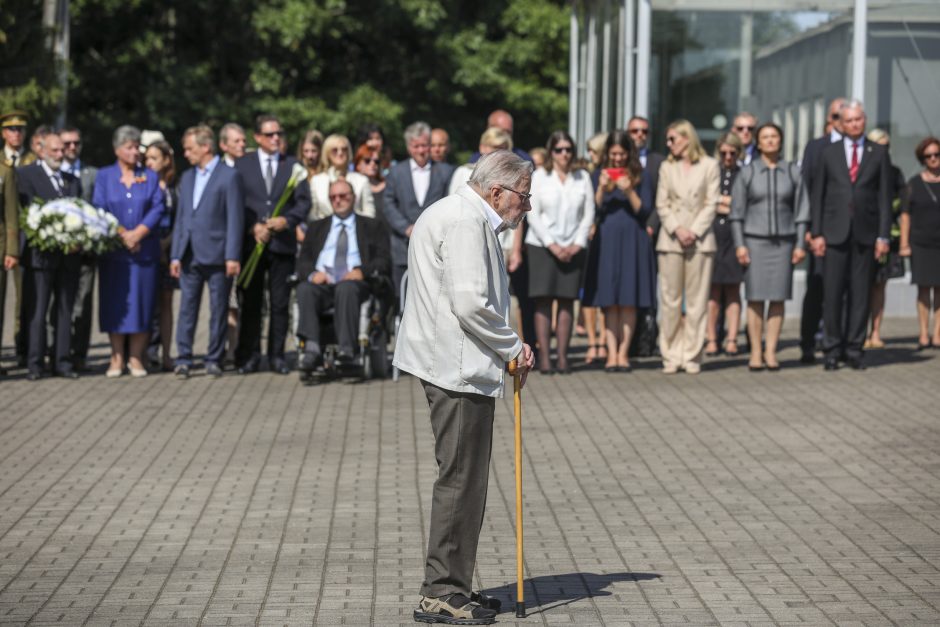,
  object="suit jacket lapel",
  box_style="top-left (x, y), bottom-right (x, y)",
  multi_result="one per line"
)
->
top-left (853, 142), bottom-right (875, 185)
top-left (183, 169), bottom-right (197, 212)
top-left (34, 166), bottom-right (58, 199)
top-left (425, 163), bottom-right (443, 209)
top-left (354, 216), bottom-right (369, 264)
top-left (195, 164), bottom-right (223, 210)
top-left (403, 164), bottom-right (419, 212)
top-left (272, 157), bottom-right (291, 199)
